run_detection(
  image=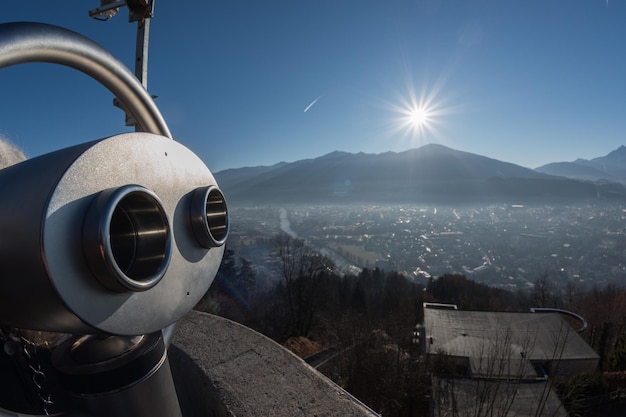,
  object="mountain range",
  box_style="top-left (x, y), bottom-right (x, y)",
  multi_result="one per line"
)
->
top-left (215, 144), bottom-right (626, 205)
top-left (536, 145), bottom-right (626, 182)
